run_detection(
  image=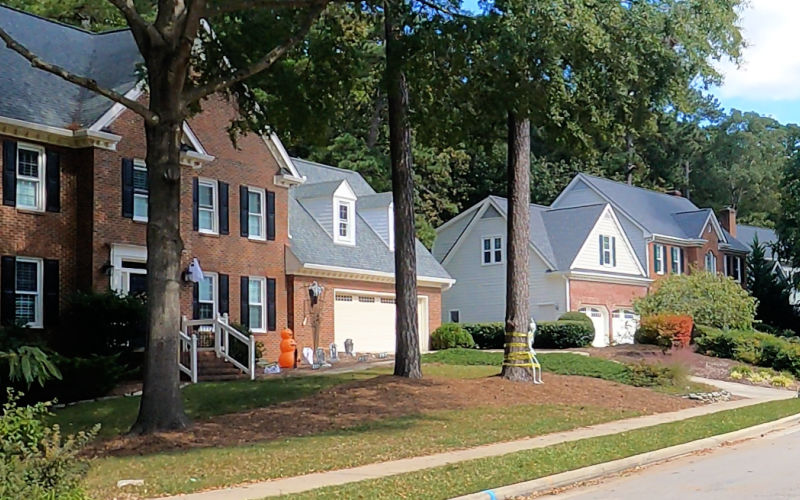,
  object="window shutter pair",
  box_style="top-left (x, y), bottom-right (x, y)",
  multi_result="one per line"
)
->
top-left (3, 140), bottom-right (60, 211)
top-left (0, 256), bottom-right (59, 327)
top-left (192, 274), bottom-right (229, 320)
top-left (238, 276), bottom-right (276, 331)
top-left (238, 186), bottom-right (276, 240)
top-left (190, 178), bottom-right (229, 233)
top-left (597, 235), bottom-right (616, 266)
